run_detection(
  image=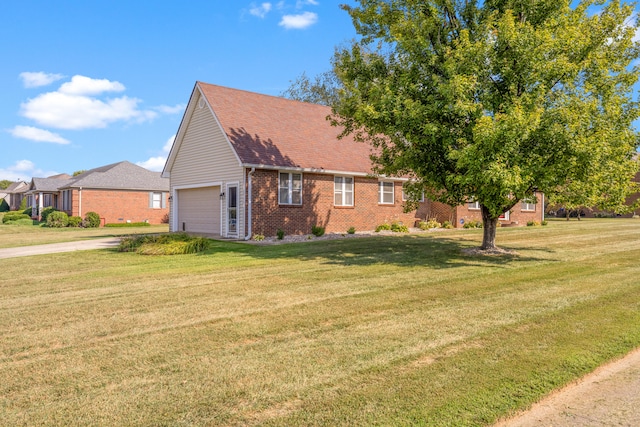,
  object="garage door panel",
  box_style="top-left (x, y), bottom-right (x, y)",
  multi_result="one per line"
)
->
top-left (177, 187), bottom-right (220, 234)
